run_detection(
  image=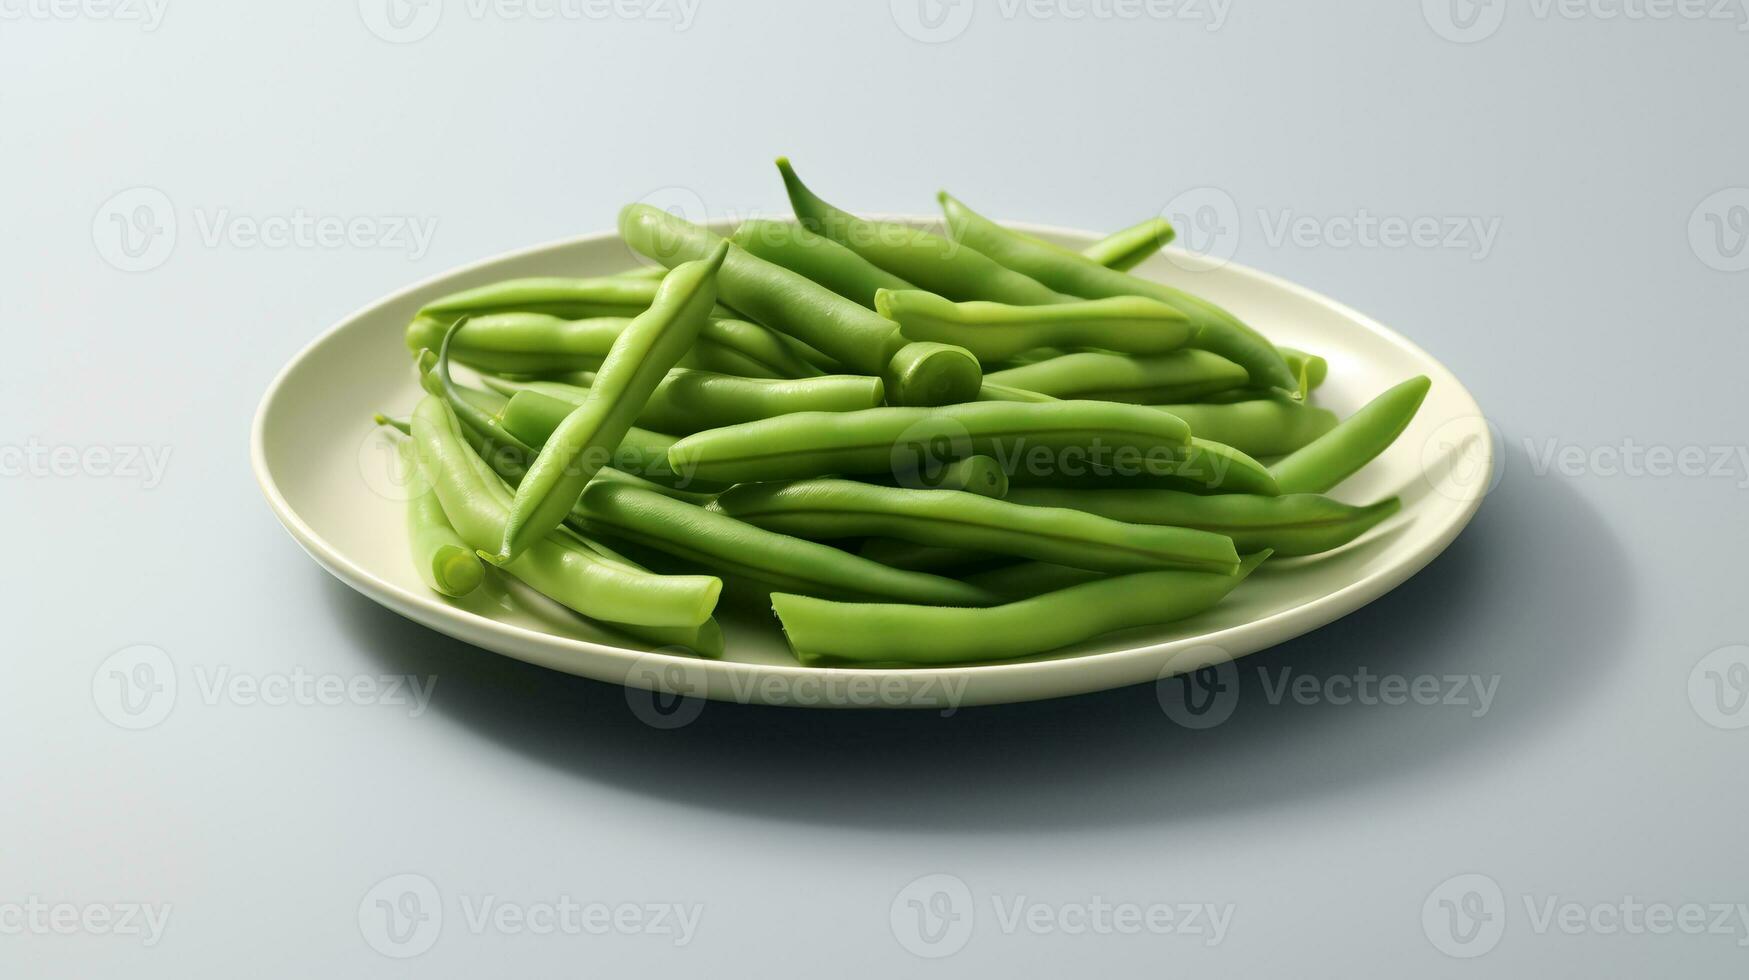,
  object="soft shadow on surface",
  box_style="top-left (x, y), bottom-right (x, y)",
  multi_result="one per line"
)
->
top-left (335, 444), bottom-right (1632, 833)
